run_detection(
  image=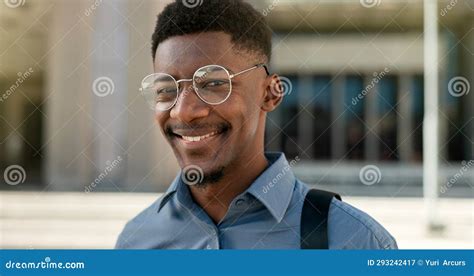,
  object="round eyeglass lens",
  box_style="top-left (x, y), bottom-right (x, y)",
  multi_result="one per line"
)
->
top-left (141, 73), bottom-right (178, 111)
top-left (193, 65), bottom-right (231, 105)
